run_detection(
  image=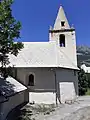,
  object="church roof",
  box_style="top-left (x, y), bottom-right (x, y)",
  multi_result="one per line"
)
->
top-left (9, 41), bottom-right (79, 70)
